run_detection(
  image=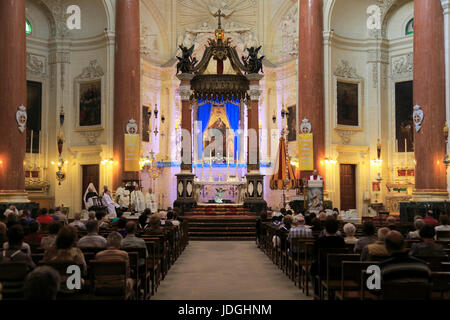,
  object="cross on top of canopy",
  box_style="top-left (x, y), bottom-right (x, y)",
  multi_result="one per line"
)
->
top-left (176, 10), bottom-right (264, 101)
